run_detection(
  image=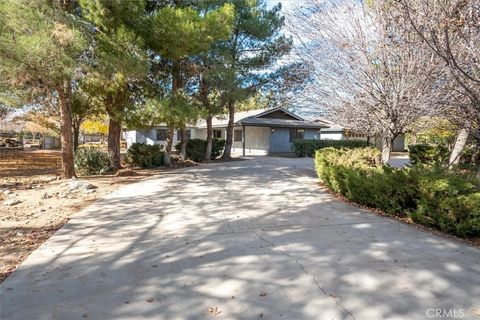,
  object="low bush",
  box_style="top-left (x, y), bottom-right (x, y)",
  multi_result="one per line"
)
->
top-left (412, 167), bottom-right (480, 236)
top-left (293, 139), bottom-right (369, 157)
top-left (74, 148), bottom-right (110, 175)
top-left (175, 139), bottom-right (225, 162)
top-left (459, 144), bottom-right (480, 166)
top-left (127, 143), bottom-right (164, 168)
top-left (315, 147), bottom-right (415, 216)
top-left (408, 144), bottom-right (448, 166)
top-left (176, 139), bottom-right (204, 162)
top-left (315, 147), bottom-right (480, 237)
top-left (211, 139), bottom-right (225, 159)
